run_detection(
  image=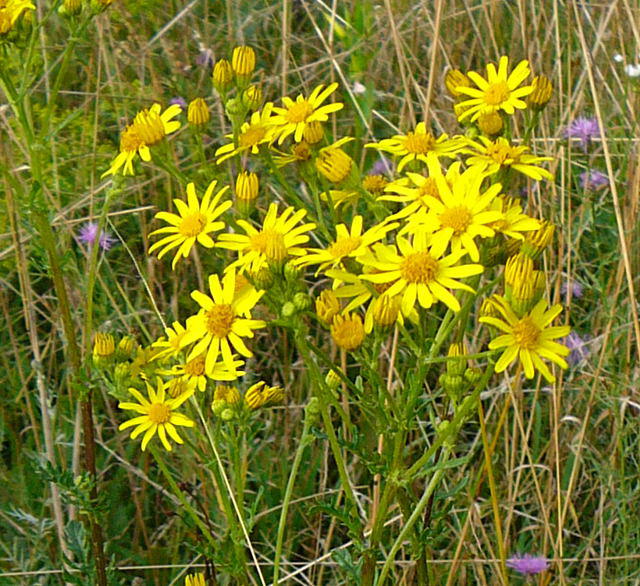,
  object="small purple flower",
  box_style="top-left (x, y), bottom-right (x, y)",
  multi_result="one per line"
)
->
top-left (78, 222), bottom-right (116, 251)
top-left (563, 331), bottom-right (591, 366)
top-left (506, 553), bottom-right (550, 575)
top-left (196, 49), bottom-right (214, 68)
top-left (371, 156), bottom-right (394, 176)
top-left (565, 117), bottom-right (600, 151)
top-left (169, 97), bottom-right (187, 110)
top-left (561, 279), bottom-right (583, 300)
top-left (579, 169), bottom-right (608, 191)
